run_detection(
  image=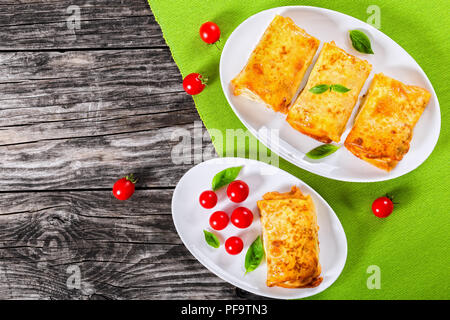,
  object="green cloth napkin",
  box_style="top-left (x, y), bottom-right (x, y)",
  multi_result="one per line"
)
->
top-left (148, 0), bottom-right (449, 299)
